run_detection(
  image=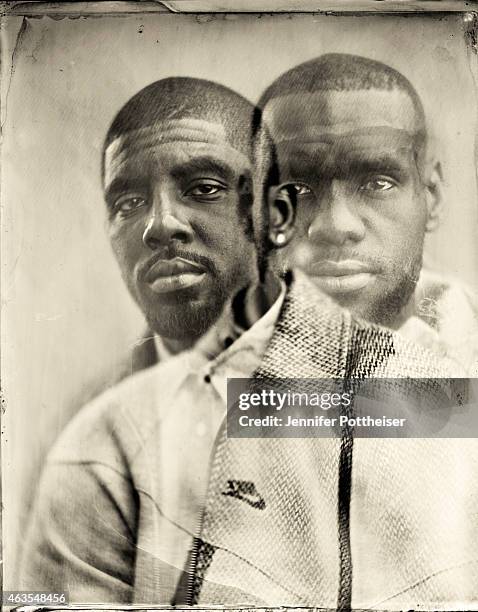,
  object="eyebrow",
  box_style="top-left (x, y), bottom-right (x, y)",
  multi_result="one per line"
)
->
top-left (284, 149), bottom-right (410, 180)
top-left (104, 177), bottom-right (147, 207)
top-left (104, 155), bottom-right (249, 206)
top-left (170, 156), bottom-right (238, 183)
